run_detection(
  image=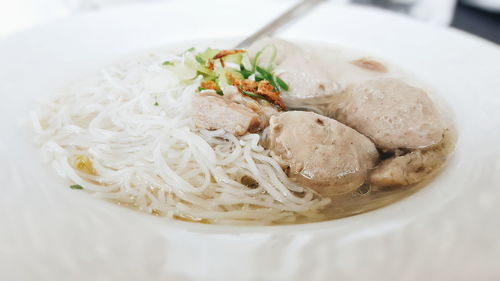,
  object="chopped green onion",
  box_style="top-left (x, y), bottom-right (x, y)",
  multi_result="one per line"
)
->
top-left (154, 101), bottom-right (159, 106)
top-left (251, 49), bottom-right (263, 72)
top-left (198, 86), bottom-right (222, 96)
top-left (270, 80), bottom-right (279, 92)
top-left (256, 66), bottom-right (279, 91)
top-left (252, 45), bottom-right (277, 72)
top-left (266, 45), bottom-right (277, 71)
top-left (177, 47), bottom-right (196, 56)
top-left (162, 61), bottom-right (174, 66)
top-left (198, 71), bottom-right (216, 81)
top-left (255, 65), bottom-right (273, 77)
top-left (256, 66), bottom-right (272, 79)
top-left (201, 48), bottom-right (219, 59)
top-left (239, 65), bottom-right (253, 79)
top-left (276, 77), bottom-right (289, 91)
top-left (242, 90), bottom-right (266, 100)
top-left (223, 53), bottom-right (244, 64)
top-left (195, 55), bottom-right (206, 65)
top-left (70, 184), bottom-right (83, 190)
